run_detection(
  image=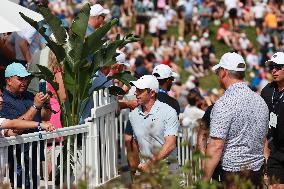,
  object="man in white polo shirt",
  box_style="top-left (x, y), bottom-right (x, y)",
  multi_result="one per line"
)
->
top-left (129, 75), bottom-right (179, 172)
